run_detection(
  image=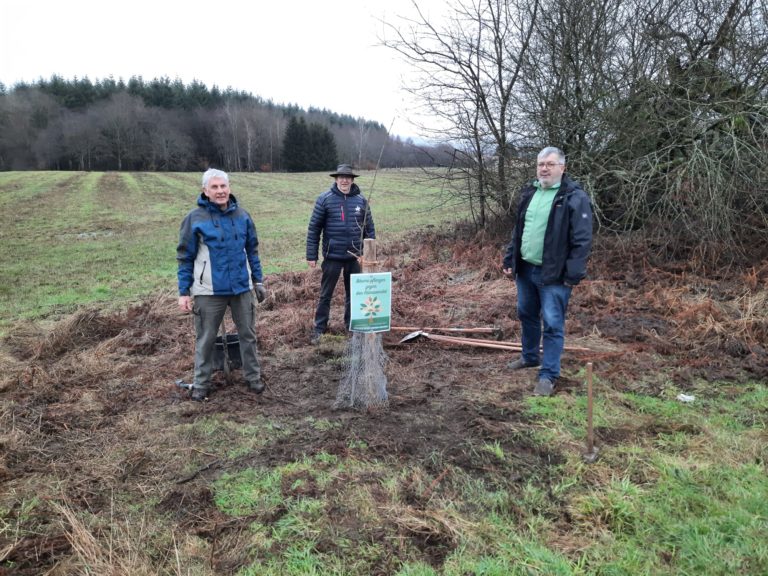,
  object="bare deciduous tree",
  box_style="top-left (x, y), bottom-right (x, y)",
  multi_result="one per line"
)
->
top-left (383, 0), bottom-right (540, 227)
top-left (145, 109), bottom-right (194, 171)
top-left (94, 93), bottom-right (147, 171)
top-left (387, 0), bottom-right (768, 262)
